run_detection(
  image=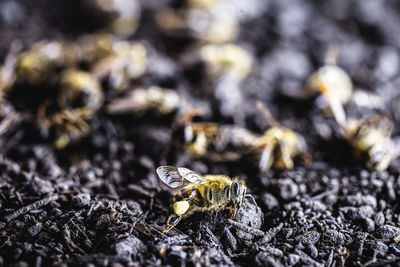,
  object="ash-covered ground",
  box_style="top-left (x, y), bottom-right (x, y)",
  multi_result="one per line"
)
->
top-left (1, 0), bottom-right (400, 266)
